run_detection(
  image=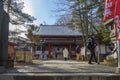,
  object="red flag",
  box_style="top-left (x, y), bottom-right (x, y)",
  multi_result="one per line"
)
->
top-left (114, 0), bottom-right (120, 40)
top-left (103, 0), bottom-right (115, 22)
